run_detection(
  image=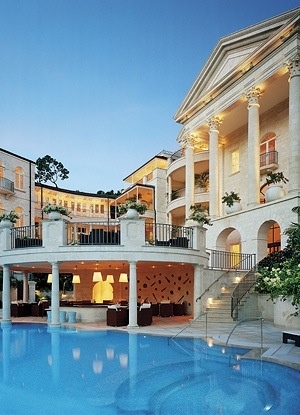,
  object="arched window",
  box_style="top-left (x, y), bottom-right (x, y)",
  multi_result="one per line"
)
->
top-left (260, 132), bottom-right (277, 167)
top-left (14, 167), bottom-right (24, 190)
top-left (15, 207), bottom-right (24, 227)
